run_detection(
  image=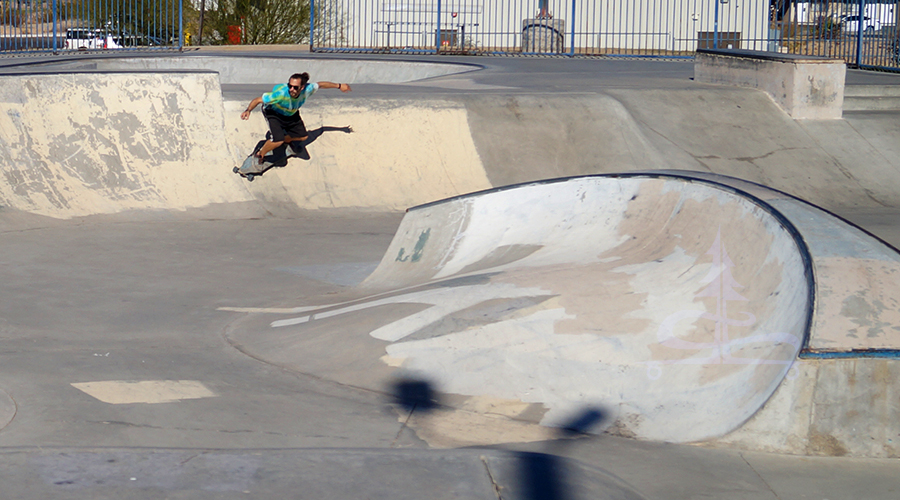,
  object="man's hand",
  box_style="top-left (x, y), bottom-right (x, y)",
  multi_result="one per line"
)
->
top-left (319, 81), bottom-right (351, 92)
top-left (241, 97), bottom-right (263, 120)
